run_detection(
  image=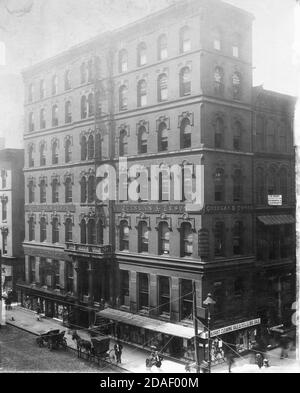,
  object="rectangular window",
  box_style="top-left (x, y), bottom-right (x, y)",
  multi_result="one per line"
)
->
top-left (66, 261), bottom-right (74, 293)
top-left (159, 276), bottom-right (170, 316)
top-left (2, 201), bottom-right (7, 221)
top-left (180, 280), bottom-right (193, 321)
top-left (53, 260), bottom-right (60, 290)
top-left (138, 273), bottom-right (149, 311)
top-left (29, 256), bottom-right (36, 283)
top-left (120, 270), bottom-right (130, 307)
